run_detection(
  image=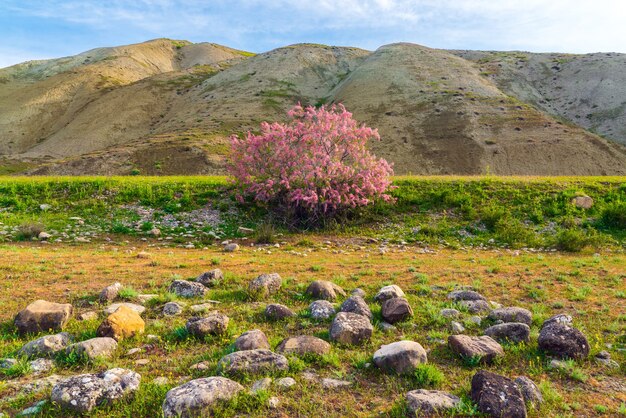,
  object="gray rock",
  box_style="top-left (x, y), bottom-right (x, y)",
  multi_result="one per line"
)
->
top-left (99, 283), bottom-right (123, 304)
top-left (223, 243), bottom-right (240, 252)
top-left (447, 290), bottom-right (486, 301)
top-left (470, 370), bottom-right (527, 418)
top-left (250, 377), bottom-right (272, 393)
top-left (339, 296), bottom-right (372, 319)
top-left (374, 285), bottom-right (405, 302)
top-left (17, 400), bottom-right (47, 416)
top-left (234, 329), bottom-right (270, 351)
top-left (381, 297), bottom-right (413, 323)
top-left (440, 308), bottom-right (460, 319)
top-left (514, 376), bottom-right (543, 409)
top-left (103, 303), bottom-right (146, 315)
top-left (189, 302), bottom-right (218, 313)
top-left (276, 336), bottom-right (331, 356)
top-left (163, 302), bottom-right (184, 316)
top-left (373, 340), bottom-right (427, 375)
top-left (265, 303), bottom-right (296, 320)
top-left (65, 337), bottom-right (118, 360)
top-left (29, 358), bottom-right (54, 375)
top-left (351, 288), bottom-right (366, 298)
top-left (468, 315), bottom-right (483, 325)
top-left (14, 300), bottom-right (73, 335)
top-left (51, 368), bottom-right (141, 413)
top-left (379, 322), bottom-right (397, 333)
top-left (268, 396), bottom-right (280, 408)
top-left (169, 280), bottom-right (208, 298)
top-left (189, 361), bottom-right (211, 371)
top-left (309, 300), bottom-right (336, 320)
top-left (572, 195), bottom-right (593, 209)
top-left (78, 311), bottom-right (99, 321)
top-left (18, 333), bottom-right (72, 358)
top-left (406, 390), bottom-right (461, 416)
top-left (217, 349), bottom-right (288, 375)
top-left (448, 335), bottom-right (504, 364)
top-left (276, 377), bottom-right (296, 389)
top-left (249, 273), bottom-right (282, 297)
top-left (162, 377), bottom-right (243, 418)
top-left (542, 314), bottom-right (572, 328)
top-left (329, 312), bottom-right (373, 345)
top-left (489, 307), bottom-right (532, 325)
top-left (538, 323), bottom-right (589, 359)
top-left (305, 280), bottom-right (345, 301)
top-left (136, 294), bottom-right (158, 304)
top-left (450, 321), bottom-right (465, 334)
top-left (484, 323), bottom-right (531, 344)
top-left (196, 269), bottom-right (223, 287)
top-left (1, 358), bottom-right (17, 369)
top-left (320, 378), bottom-right (352, 388)
top-left (459, 299), bottom-right (491, 314)
top-left (186, 313), bottom-right (229, 338)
